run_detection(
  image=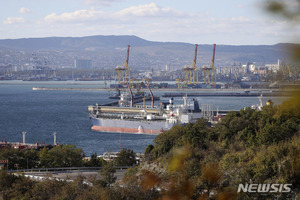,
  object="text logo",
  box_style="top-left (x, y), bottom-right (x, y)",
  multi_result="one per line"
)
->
top-left (237, 183), bottom-right (292, 193)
